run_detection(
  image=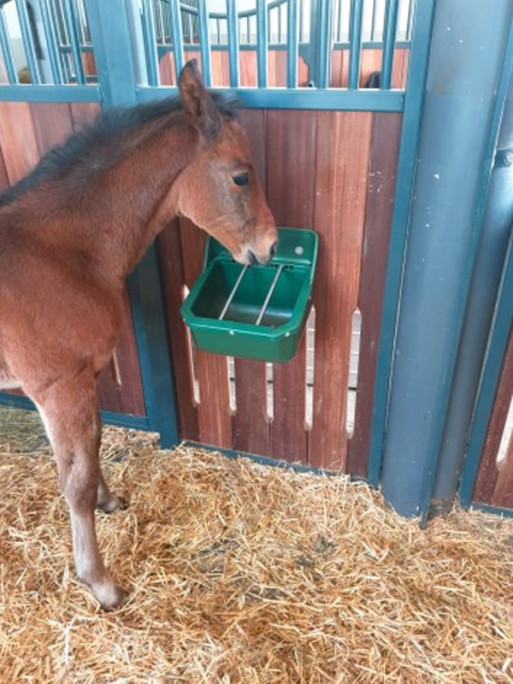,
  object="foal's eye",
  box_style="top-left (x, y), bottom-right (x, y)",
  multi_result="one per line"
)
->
top-left (233, 172), bottom-right (250, 187)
